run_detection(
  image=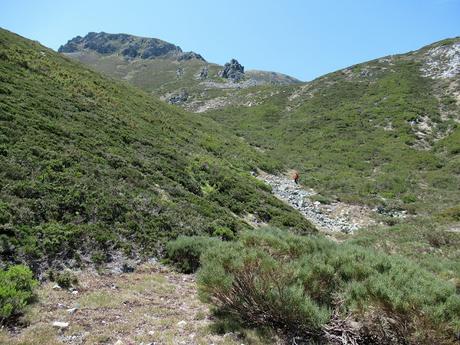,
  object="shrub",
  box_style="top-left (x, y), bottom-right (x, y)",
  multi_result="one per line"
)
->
top-left (48, 270), bottom-right (78, 289)
top-left (212, 226), bottom-right (235, 241)
top-left (198, 228), bottom-right (460, 344)
top-left (0, 265), bottom-right (37, 324)
top-left (165, 236), bottom-right (222, 273)
top-left (438, 205), bottom-right (460, 221)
